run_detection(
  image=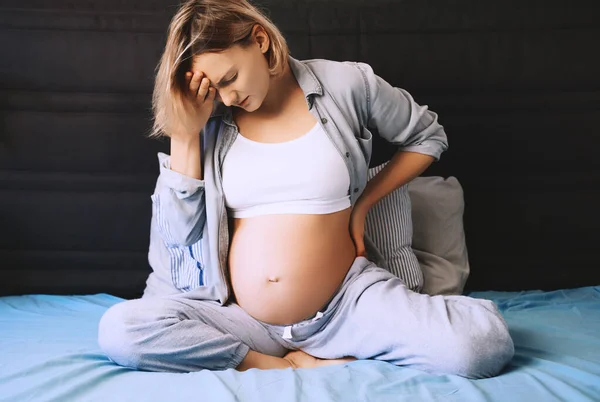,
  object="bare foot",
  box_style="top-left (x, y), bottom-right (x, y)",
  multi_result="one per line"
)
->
top-left (283, 350), bottom-right (357, 369)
